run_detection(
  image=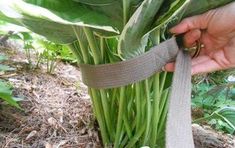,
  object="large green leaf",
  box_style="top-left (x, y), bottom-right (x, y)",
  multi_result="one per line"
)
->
top-left (165, 0), bottom-right (235, 29)
top-left (183, 0), bottom-right (234, 18)
top-left (0, 0), bottom-right (122, 44)
top-left (118, 0), bottom-right (165, 59)
top-left (118, 0), bottom-right (189, 59)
